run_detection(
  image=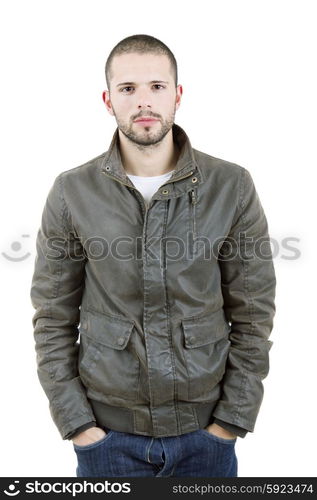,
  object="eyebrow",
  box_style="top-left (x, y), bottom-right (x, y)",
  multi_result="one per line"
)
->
top-left (116, 80), bottom-right (169, 87)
